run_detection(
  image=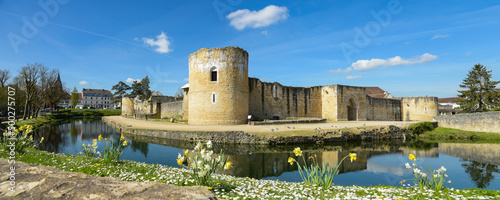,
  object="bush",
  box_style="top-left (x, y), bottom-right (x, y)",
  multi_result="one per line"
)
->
top-left (409, 122), bottom-right (435, 136)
